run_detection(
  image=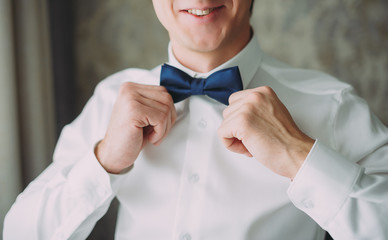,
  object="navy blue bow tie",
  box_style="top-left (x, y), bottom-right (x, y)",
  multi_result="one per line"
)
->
top-left (160, 64), bottom-right (243, 105)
